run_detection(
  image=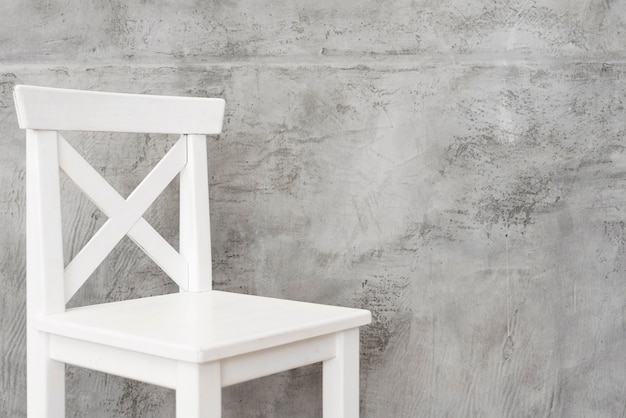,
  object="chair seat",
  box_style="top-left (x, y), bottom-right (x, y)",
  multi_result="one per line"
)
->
top-left (35, 290), bottom-right (371, 363)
